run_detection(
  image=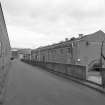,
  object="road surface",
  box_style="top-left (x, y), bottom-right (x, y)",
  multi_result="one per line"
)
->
top-left (4, 60), bottom-right (105, 105)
